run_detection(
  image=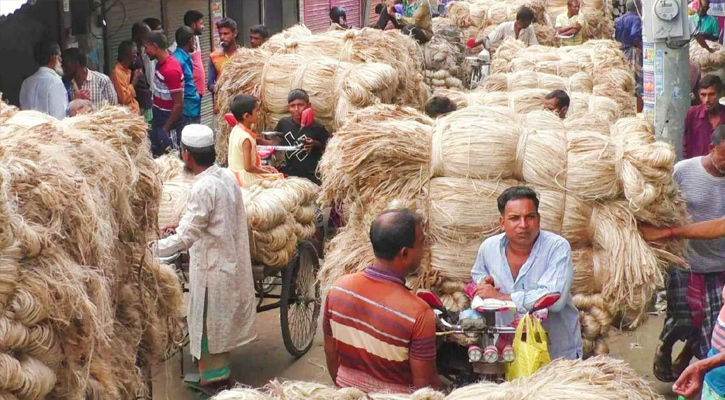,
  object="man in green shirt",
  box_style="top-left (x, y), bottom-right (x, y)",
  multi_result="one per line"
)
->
top-left (692, 0), bottom-right (720, 52)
